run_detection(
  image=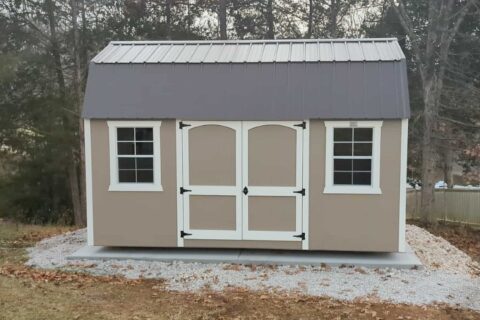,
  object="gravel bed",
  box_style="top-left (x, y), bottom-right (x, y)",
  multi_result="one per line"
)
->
top-left (26, 225), bottom-right (480, 311)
